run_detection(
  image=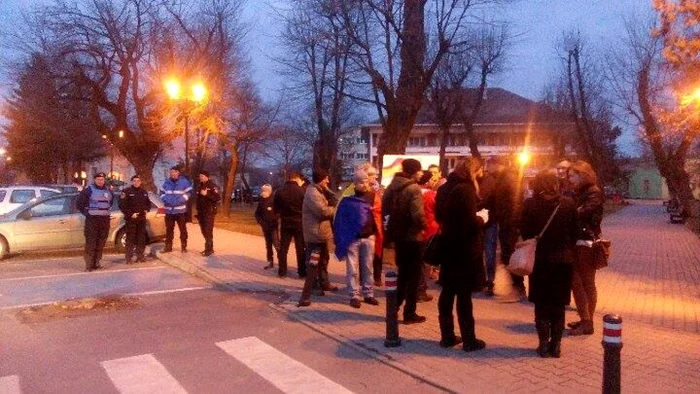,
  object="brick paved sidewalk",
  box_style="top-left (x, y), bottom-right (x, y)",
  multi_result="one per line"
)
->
top-left (157, 200), bottom-right (699, 393)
